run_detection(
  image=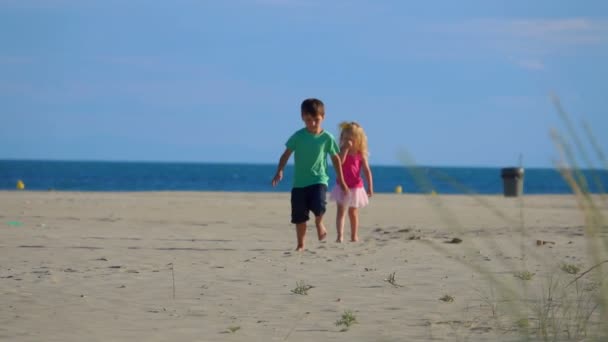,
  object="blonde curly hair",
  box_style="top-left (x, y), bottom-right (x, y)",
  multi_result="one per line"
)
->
top-left (339, 121), bottom-right (369, 158)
